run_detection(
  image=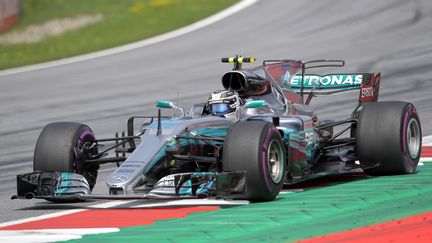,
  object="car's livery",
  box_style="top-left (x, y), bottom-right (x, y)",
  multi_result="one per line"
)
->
top-left (13, 56), bottom-right (422, 202)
